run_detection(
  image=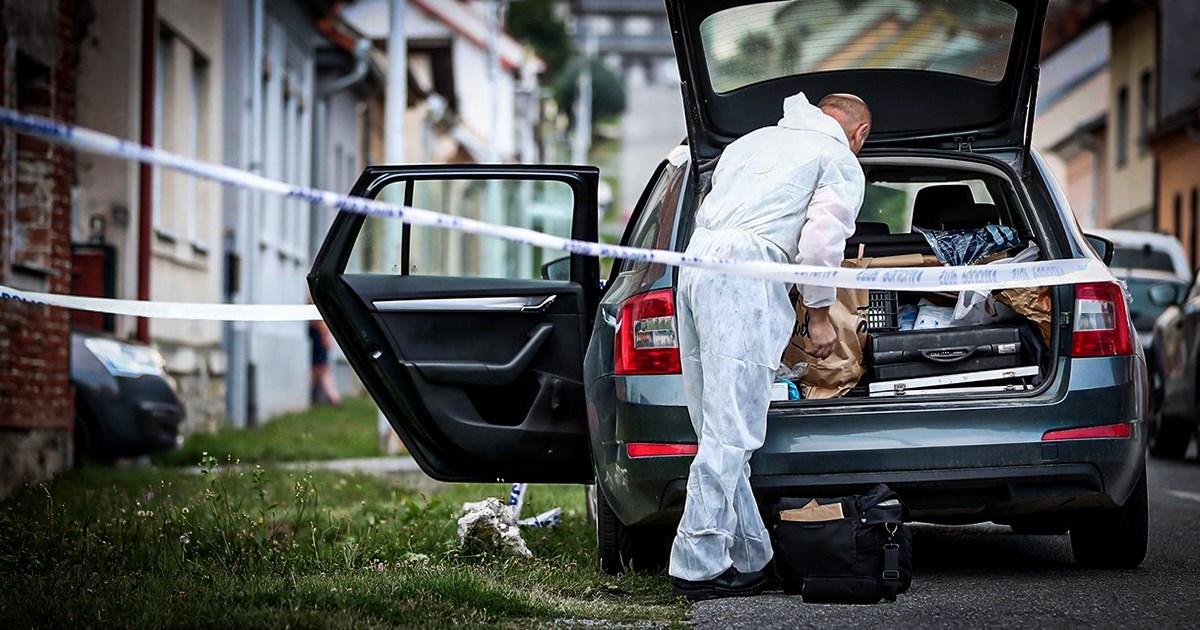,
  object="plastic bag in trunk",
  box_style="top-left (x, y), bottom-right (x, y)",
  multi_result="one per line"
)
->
top-left (916, 224), bottom-right (1020, 266)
